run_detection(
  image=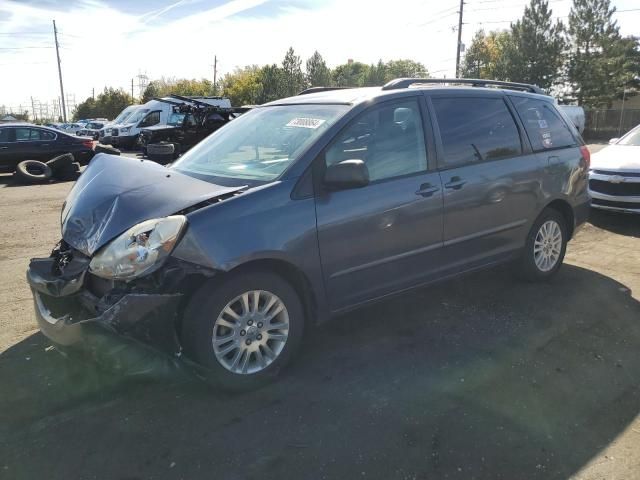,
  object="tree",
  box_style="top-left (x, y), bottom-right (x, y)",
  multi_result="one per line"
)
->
top-left (258, 64), bottom-right (285, 104)
top-left (385, 59), bottom-right (428, 79)
top-left (73, 87), bottom-right (133, 121)
top-left (332, 61), bottom-right (369, 87)
top-left (305, 51), bottom-right (332, 87)
top-left (362, 60), bottom-right (388, 86)
top-left (281, 47), bottom-right (305, 96)
top-left (506, 0), bottom-right (566, 90)
top-left (220, 66), bottom-right (262, 106)
top-left (141, 77), bottom-right (214, 103)
top-left (567, 0), bottom-right (640, 106)
top-left (461, 30), bottom-right (515, 80)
